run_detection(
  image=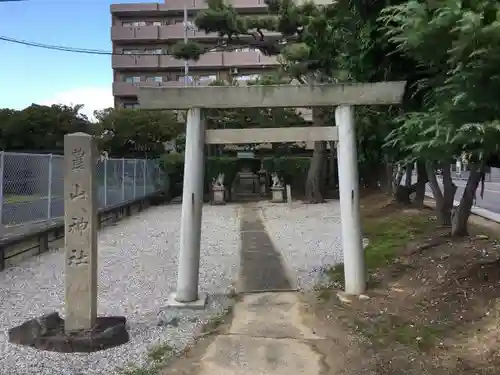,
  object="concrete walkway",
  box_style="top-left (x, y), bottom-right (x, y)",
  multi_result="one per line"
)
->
top-left (184, 204), bottom-right (327, 375)
top-left (201, 292), bottom-right (324, 375)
